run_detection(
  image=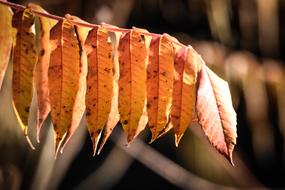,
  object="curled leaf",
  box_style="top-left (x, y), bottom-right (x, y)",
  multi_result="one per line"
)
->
top-left (170, 46), bottom-right (197, 146)
top-left (28, 4), bottom-right (57, 142)
top-left (147, 34), bottom-right (174, 143)
top-left (118, 28), bottom-right (151, 144)
top-left (12, 8), bottom-right (37, 149)
top-left (59, 14), bottom-right (90, 153)
top-left (0, 1), bottom-right (13, 90)
top-left (97, 24), bottom-right (121, 155)
top-left (196, 63), bottom-right (237, 165)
